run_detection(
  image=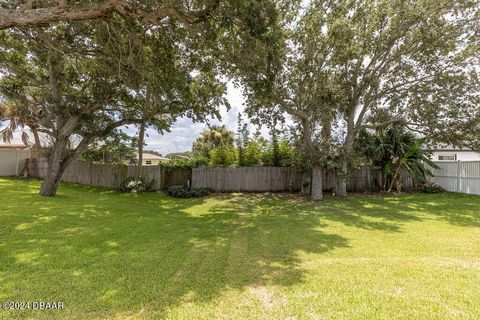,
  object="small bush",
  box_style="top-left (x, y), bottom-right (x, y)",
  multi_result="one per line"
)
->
top-left (120, 177), bottom-right (156, 194)
top-left (421, 181), bottom-right (444, 194)
top-left (167, 186), bottom-right (212, 198)
top-left (145, 178), bottom-right (157, 192)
